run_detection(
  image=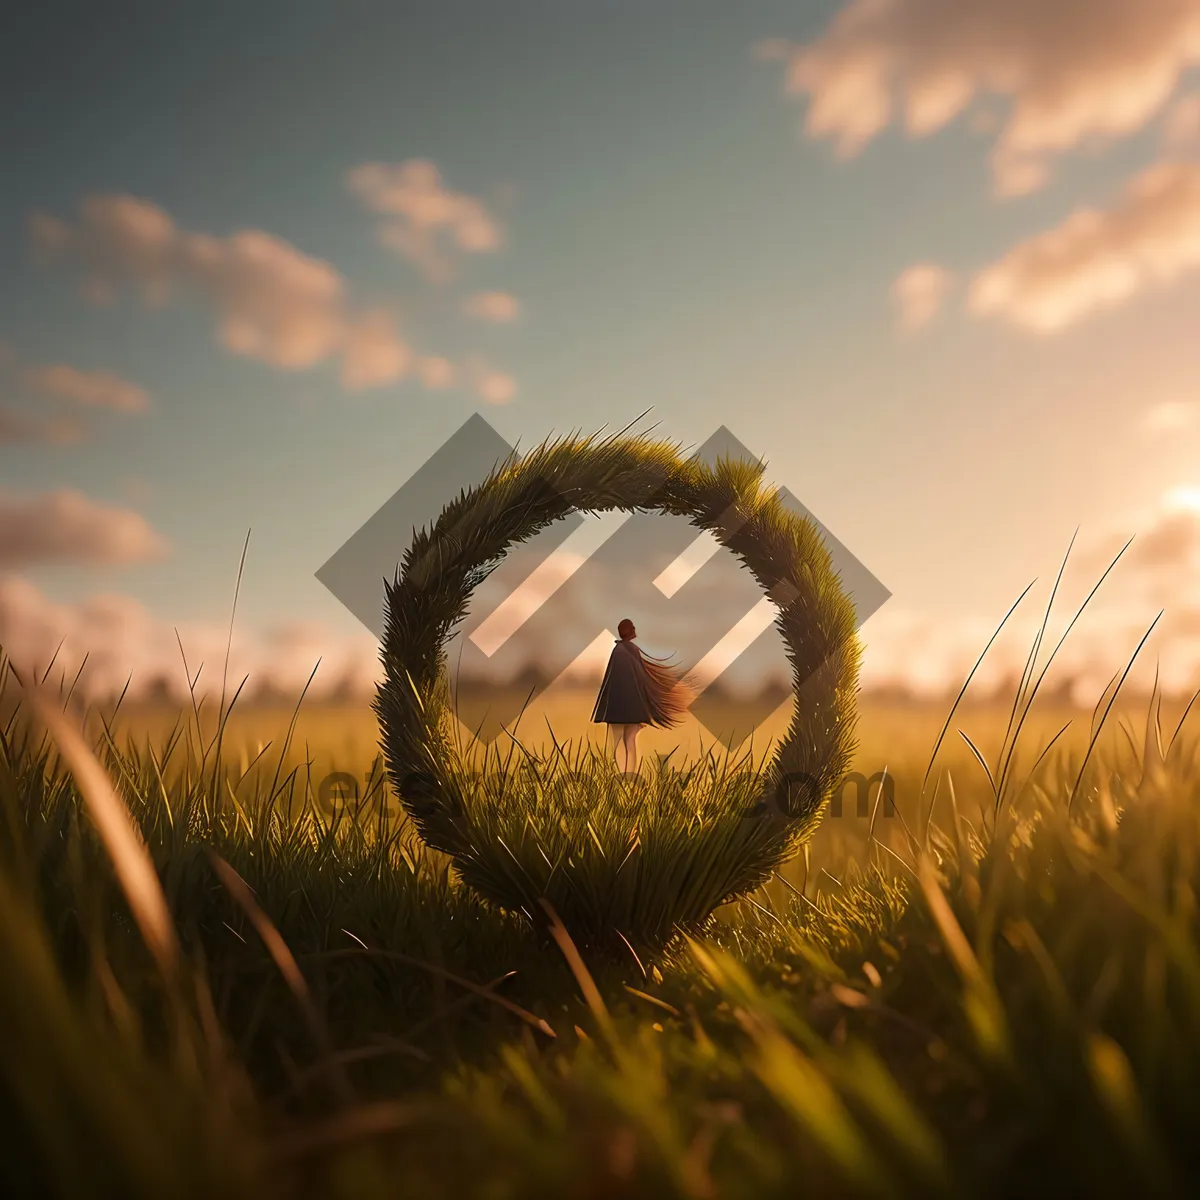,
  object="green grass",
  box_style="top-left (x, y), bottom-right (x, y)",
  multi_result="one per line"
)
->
top-left (4, 636), bottom-right (1200, 1198)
